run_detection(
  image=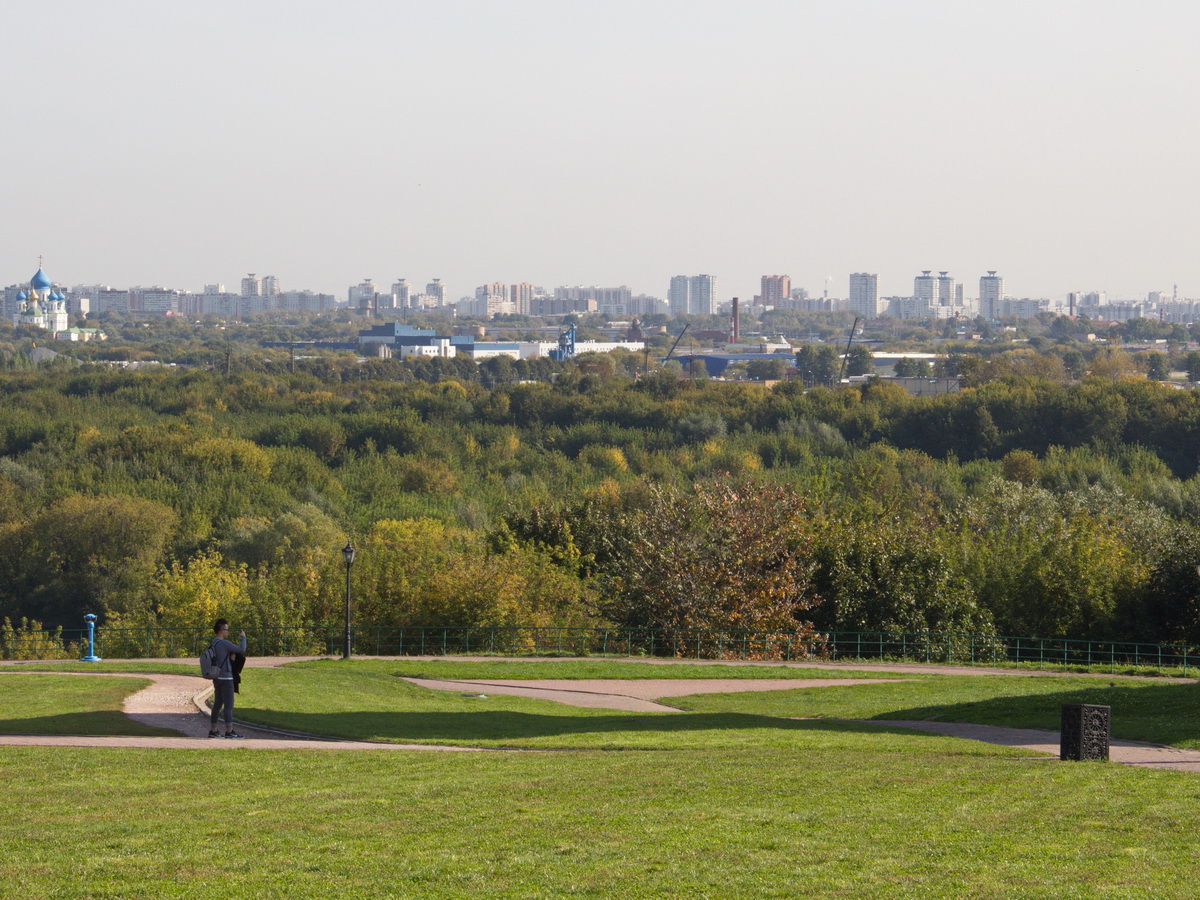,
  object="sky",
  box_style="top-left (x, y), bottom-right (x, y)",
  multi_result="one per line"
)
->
top-left (4, 0), bottom-right (1198, 302)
